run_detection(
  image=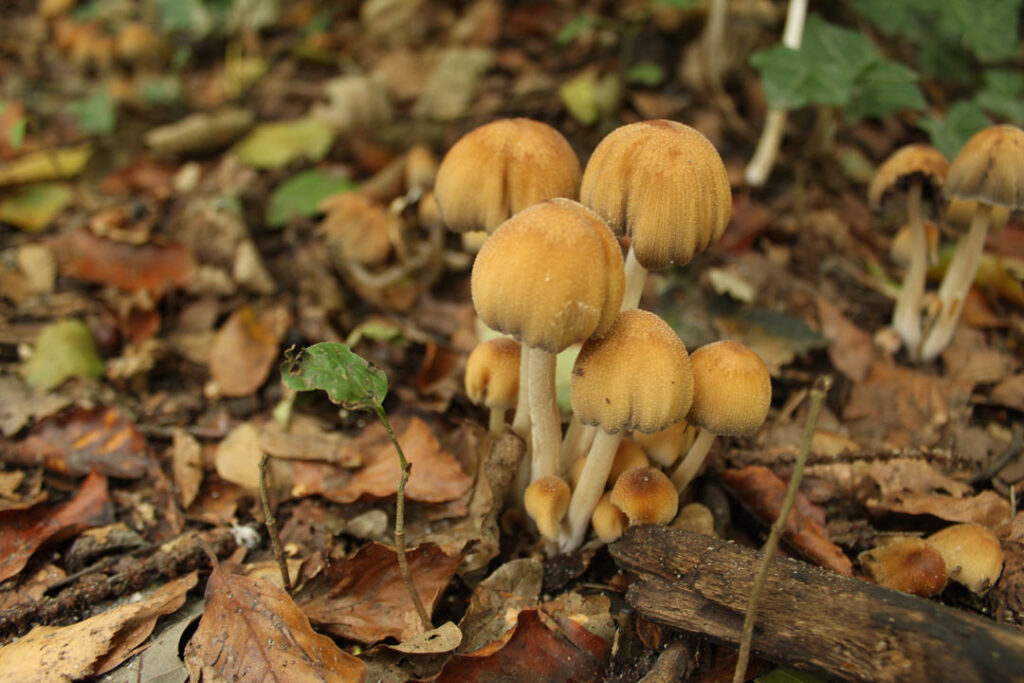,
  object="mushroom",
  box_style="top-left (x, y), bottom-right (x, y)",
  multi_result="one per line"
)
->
top-left (868, 144), bottom-right (949, 357)
top-left (632, 420), bottom-right (697, 469)
top-left (580, 119), bottom-right (732, 310)
top-left (926, 523), bottom-right (1004, 595)
top-left (670, 341), bottom-right (771, 490)
top-left (609, 466), bottom-right (679, 528)
top-left (560, 309), bottom-right (693, 552)
top-left (919, 124), bottom-right (1024, 362)
top-left (591, 492), bottom-right (627, 543)
top-left (464, 337), bottom-right (521, 435)
top-left (670, 502), bottom-right (716, 537)
top-left (471, 198), bottom-right (624, 484)
top-left (524, 475), bottom-right (571, 542)
top-left (321, 193), bottom-right (395, 268)
top-left (607, 439), bottom-right (650, 489)
top-left (859, 536), bottom-right (948, 597)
